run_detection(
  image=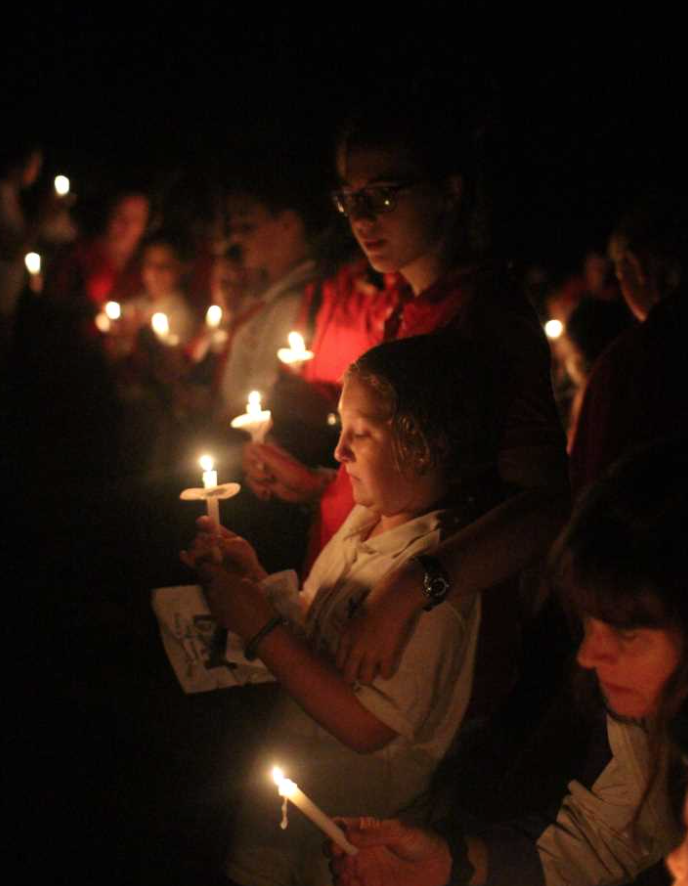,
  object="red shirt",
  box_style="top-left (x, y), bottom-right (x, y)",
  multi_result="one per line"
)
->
top-left (310, 264), bottom-right (567, 567)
